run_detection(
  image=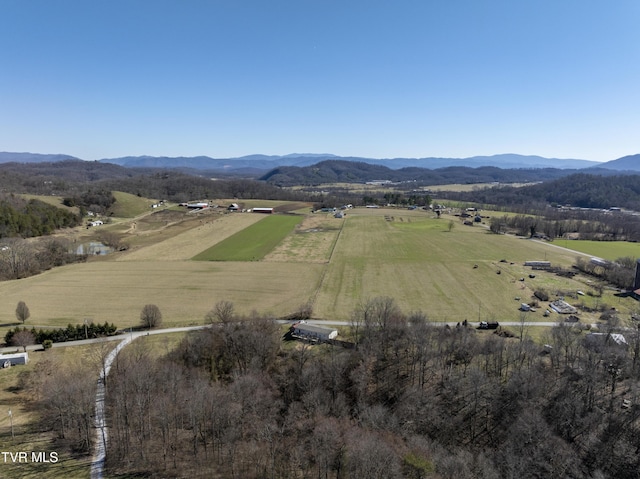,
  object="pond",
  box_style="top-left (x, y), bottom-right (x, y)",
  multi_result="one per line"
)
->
top-left (73, 242), bottom-right (114, 255)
